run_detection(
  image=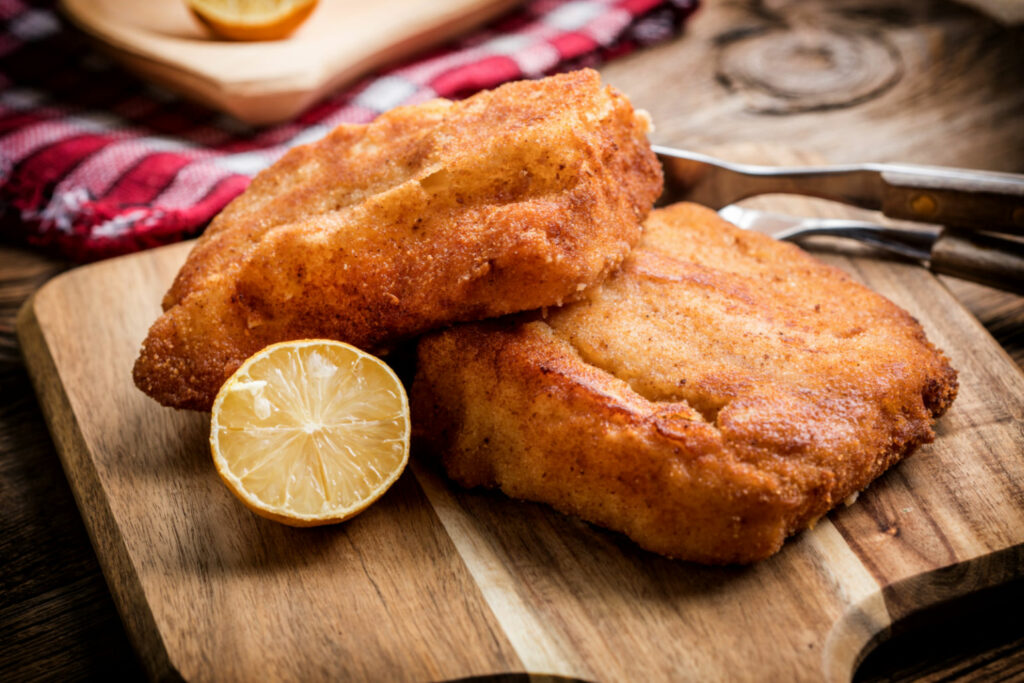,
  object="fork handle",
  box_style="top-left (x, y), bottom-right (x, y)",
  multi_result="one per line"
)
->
top-left (930, 228), bottom-right (1024, 295)
top-left (879, 166), bottom-right (1024, 235)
